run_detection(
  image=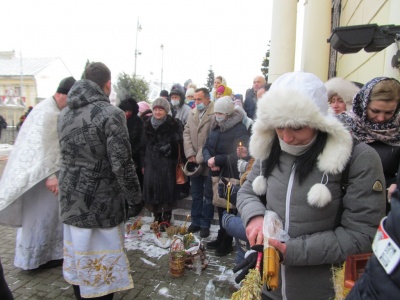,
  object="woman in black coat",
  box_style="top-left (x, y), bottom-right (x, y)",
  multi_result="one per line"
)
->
top-left (140, 97), bottom-right (184, 226)
top-left (119, 98), bottom-right (144, 189)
